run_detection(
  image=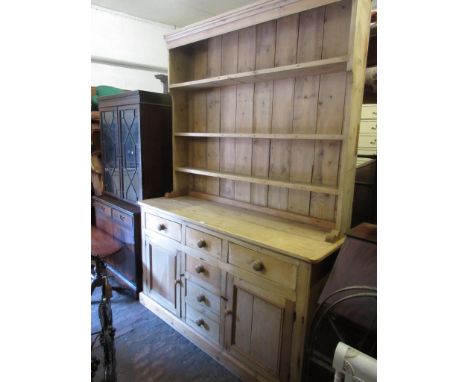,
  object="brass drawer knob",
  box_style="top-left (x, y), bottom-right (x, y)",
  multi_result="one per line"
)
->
top-left (195, 264), bottom-right (205, 274)
top-left (174, 279), bottom-right (182, 286)
top-left (157, 223), bottom-right (166, 231)
top-left (197, 239), bottom-right (206, 248)
top-left (224, 309), bottom-right (232, 316)
top-left (252, 260), bottom-right (264, 272)
top-left (196, 294), bottom-right (205, 303)
top-left (195, 318), bottom-right (205, 327)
